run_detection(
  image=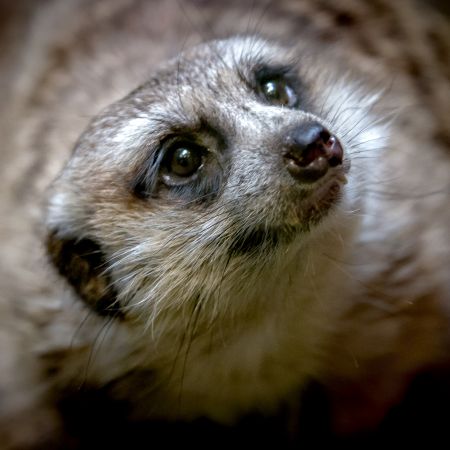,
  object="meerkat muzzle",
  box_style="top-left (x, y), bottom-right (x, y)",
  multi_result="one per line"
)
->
top-left (282, 121), bottom-right (343, 183)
